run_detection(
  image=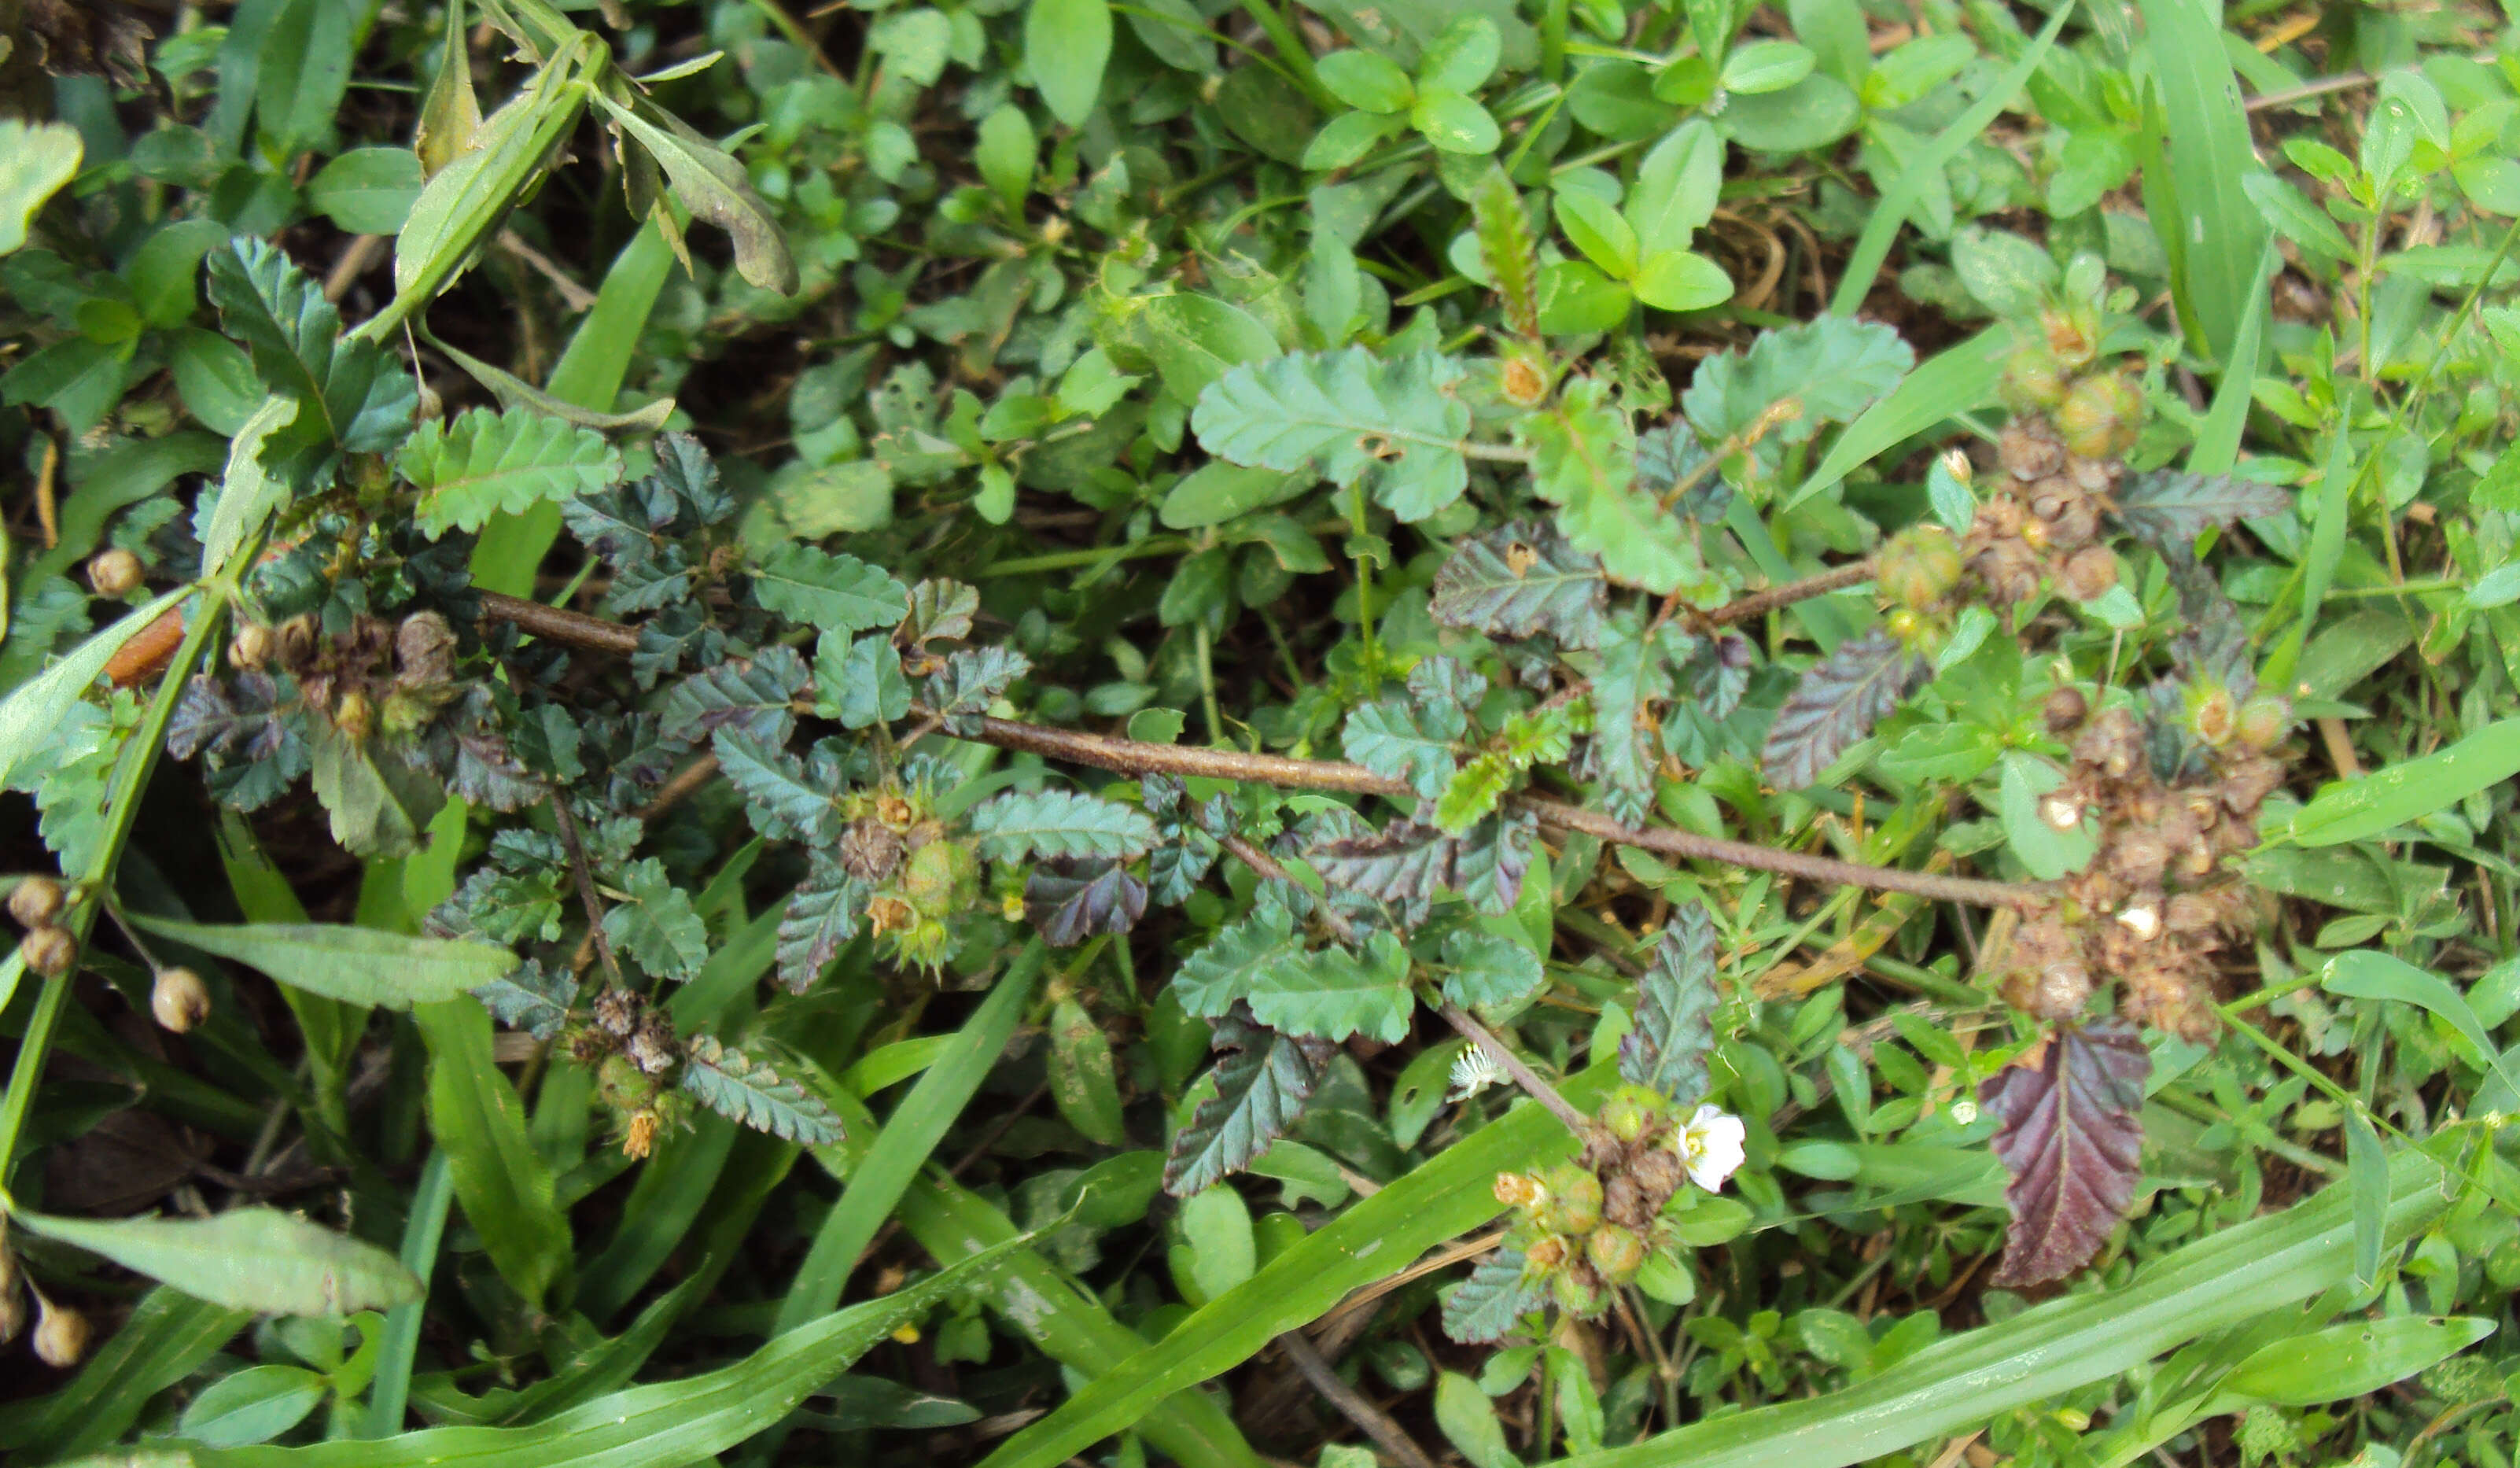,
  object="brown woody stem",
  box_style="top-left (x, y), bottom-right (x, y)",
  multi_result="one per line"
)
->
top-left (1276, 1329), bottom-right (1441, 1468)
top-left (1700, 558), bottom-right (1877, 627)
top-left (1439, 999), bottom-right (1590, 1133)
top-left (472, 599), bottom-right (2045, 910)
